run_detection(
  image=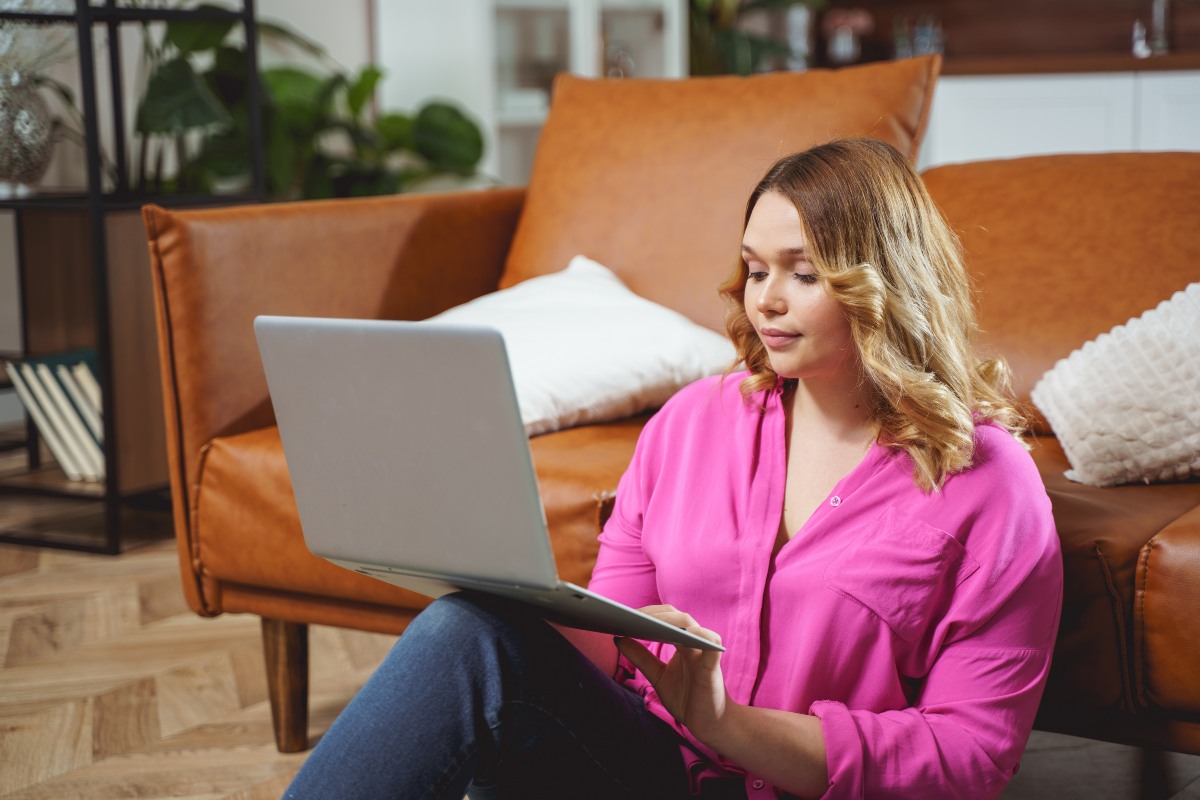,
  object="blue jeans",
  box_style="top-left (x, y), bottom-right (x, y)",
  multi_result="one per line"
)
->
top-left (283, 593), bottom-right (745, 800)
